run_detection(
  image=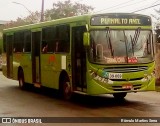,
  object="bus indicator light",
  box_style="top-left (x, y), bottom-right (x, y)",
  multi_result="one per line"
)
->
top-left (128, 57), bottom-right (138, 63)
